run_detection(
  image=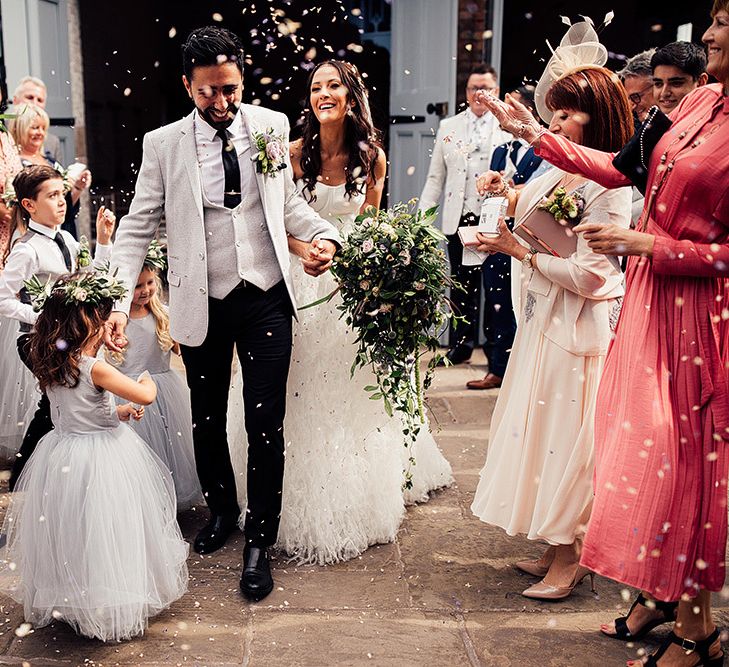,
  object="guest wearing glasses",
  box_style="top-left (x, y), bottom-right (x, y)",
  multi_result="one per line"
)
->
top-left (420, 63), bottom-right (511, 367)
top-left (619, 49), bottom-right (656, 123)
